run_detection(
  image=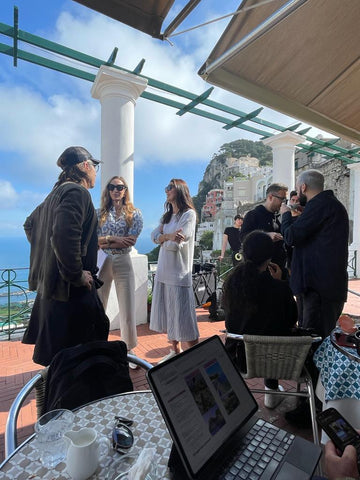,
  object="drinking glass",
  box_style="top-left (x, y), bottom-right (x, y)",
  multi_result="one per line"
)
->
top-left (34, 408), bottom-right (74, 468)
